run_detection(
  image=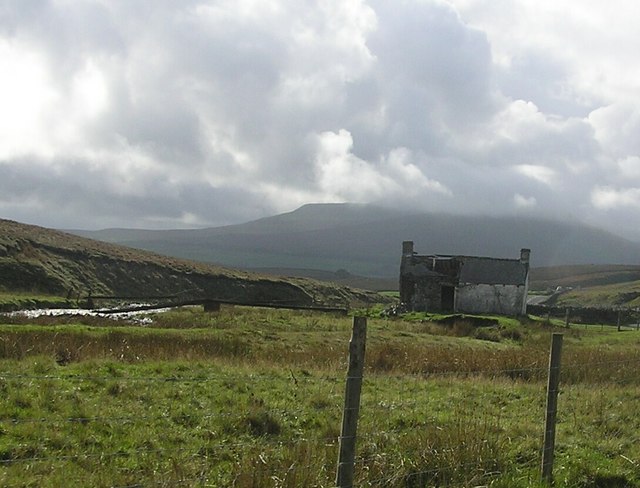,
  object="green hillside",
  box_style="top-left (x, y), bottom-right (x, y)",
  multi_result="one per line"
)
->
top-left (529, 264), bottom-right (640, 290)
top-left (554, 281), bottom-right (640, 308)
top-left (0, 219), bottom-right (387, 309)
top-left (528, 264), bottom-right (640, 309)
